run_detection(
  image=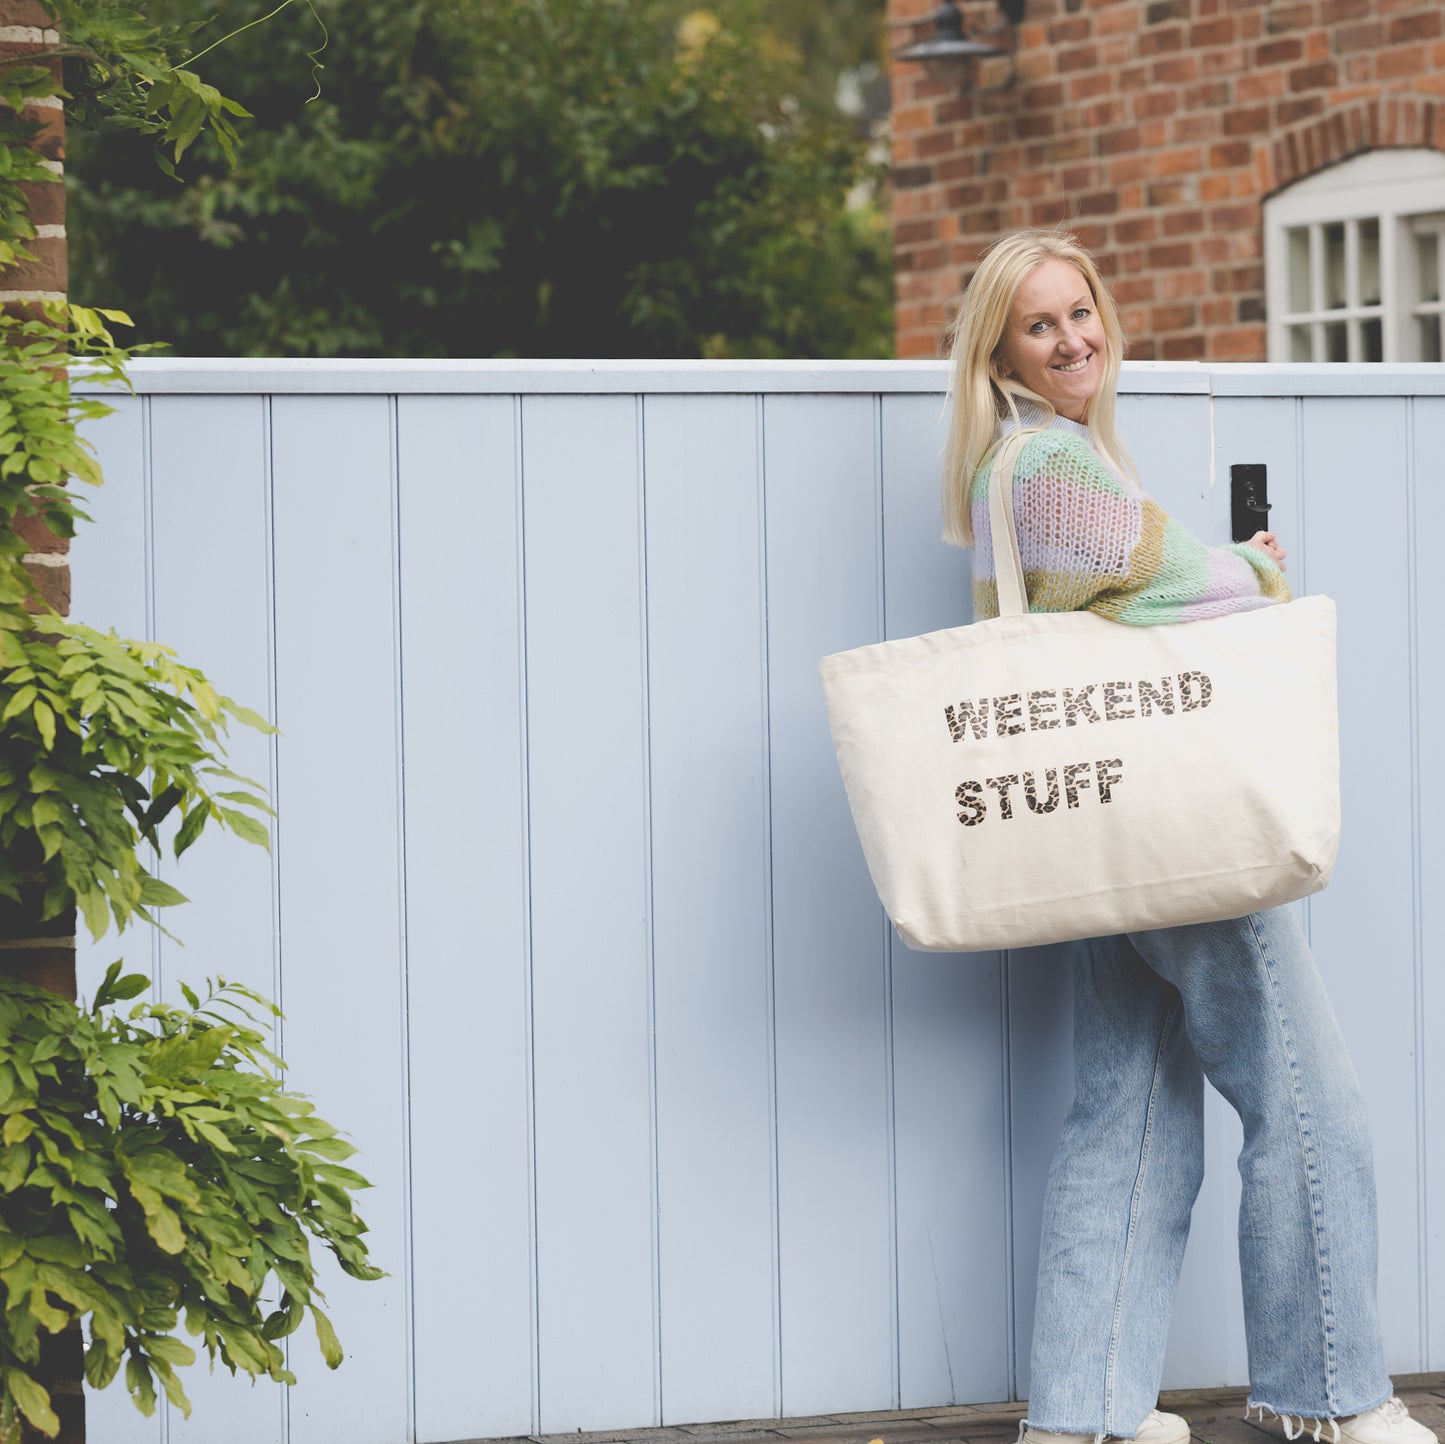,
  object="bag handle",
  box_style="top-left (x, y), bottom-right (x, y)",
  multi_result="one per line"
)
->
top-left (985, 430), bottom-right (1032, 619)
